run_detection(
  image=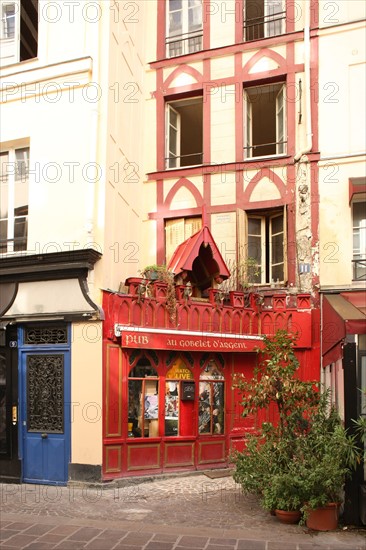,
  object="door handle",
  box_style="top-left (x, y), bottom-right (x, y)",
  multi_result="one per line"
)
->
top-left (41, 433), bottom-right (48, 439)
